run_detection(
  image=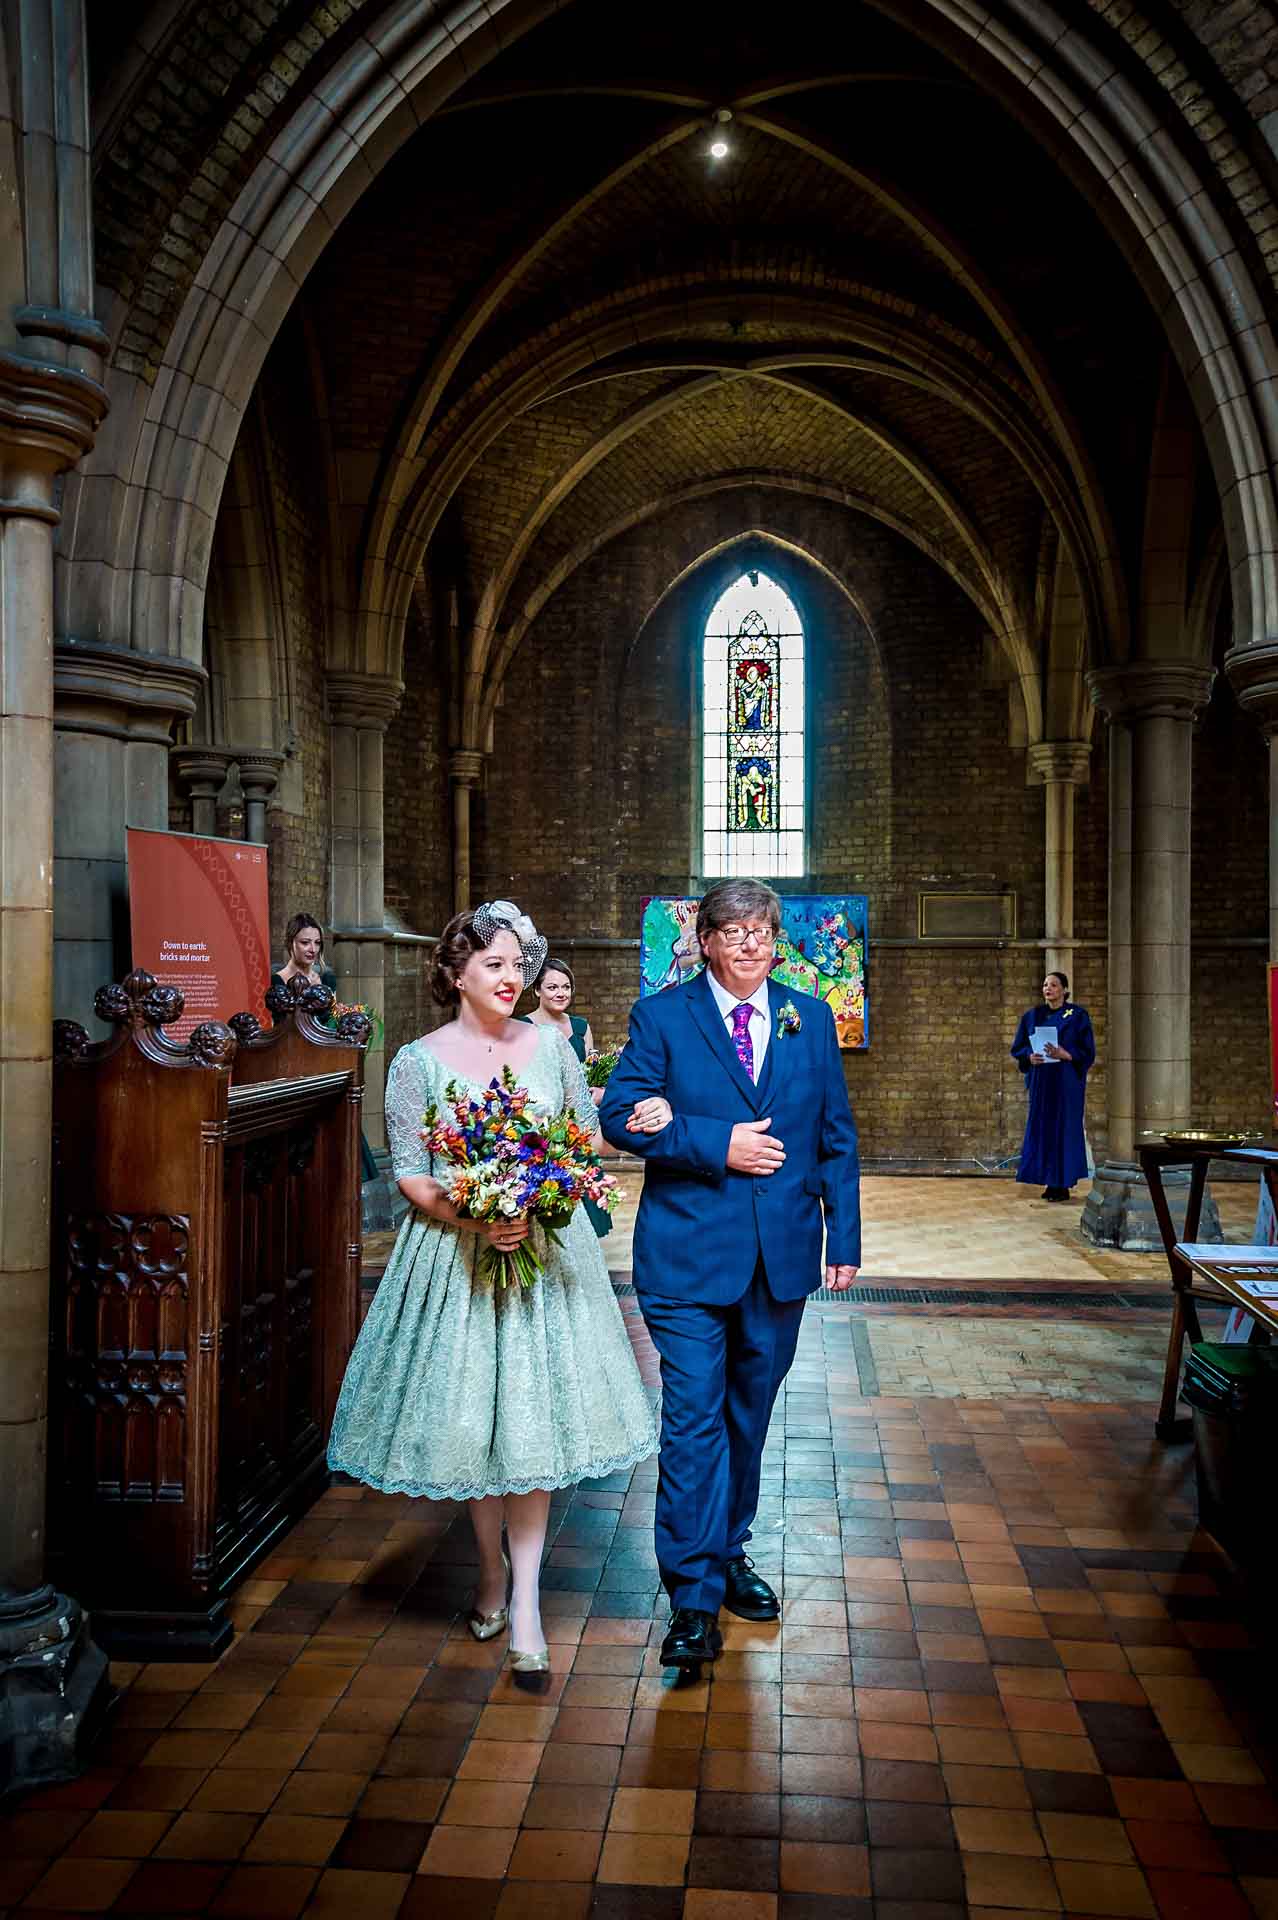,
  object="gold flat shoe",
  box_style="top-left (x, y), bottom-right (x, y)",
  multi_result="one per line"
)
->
top-left (467, 1548), bottom-right (511, 1641)
top-left (507, 1647), bottom-right (550, 1673)
top-left (467, 1603), bottom-right (509, 1642)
